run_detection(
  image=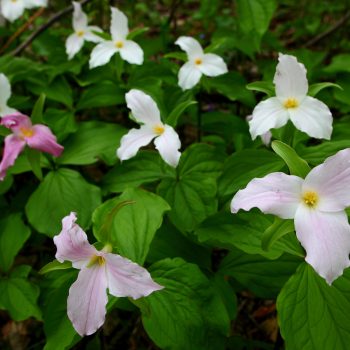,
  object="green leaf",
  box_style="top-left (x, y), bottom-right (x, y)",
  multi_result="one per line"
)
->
top-left (0, 213), bottom-right (31, 272)
top-left (164, 52), bottom-right (187, 61)
top-left (272, 140), bottom-right (310, 178)
top-left (127, 27), bottom-right (149, 40)
top-left (277, 263), bottom-right (350, 350)
top-left (26, 168), bottom-right (102, 236)
top-left (246, 81), bottom-right (275, 97)
top-left (0, 125), bottom-right (11, 137)
top-left (308, 82), bottom-right (342, 97)
top-left (92, 188), bottom-right (170, 264)
top-left (31, 93), bottom-right (46, 124)
top-left (26, 148), bottom-right (43, 181)
top-left (323, 54), bottom-right (350, 73)
top-left (166, 99), bottom-right (197, 127)
top-left (39, 260), bottom-right (72, 275)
